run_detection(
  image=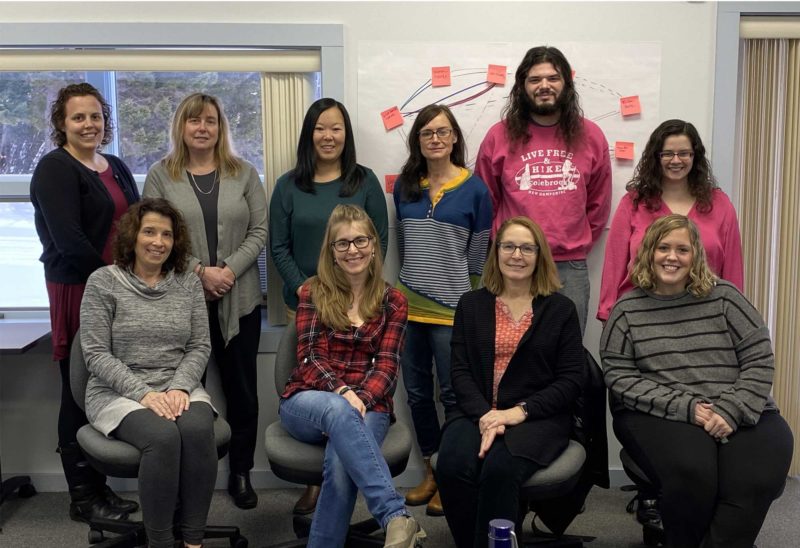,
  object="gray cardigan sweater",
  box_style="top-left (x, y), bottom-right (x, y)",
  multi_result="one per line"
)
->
top-left (601, 281), bottom-right (776, 433)
top-left (143, 160), bottom-right (268, 344)
top-left (80, 266), bottom-right (213, 436)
